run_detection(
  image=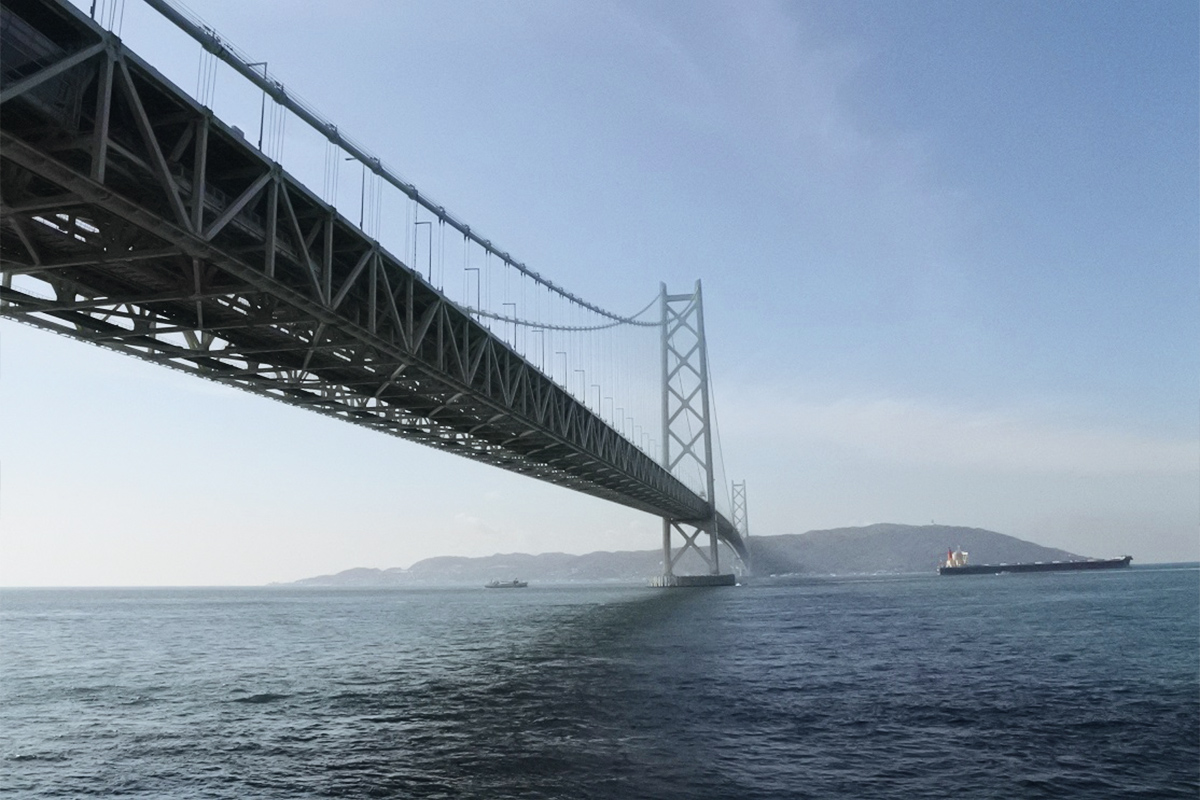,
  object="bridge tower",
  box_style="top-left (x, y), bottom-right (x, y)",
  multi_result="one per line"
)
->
top-left (657, 281), bottom-right (734, 586)
top-left (731, 480), bottom-right (749, 538)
